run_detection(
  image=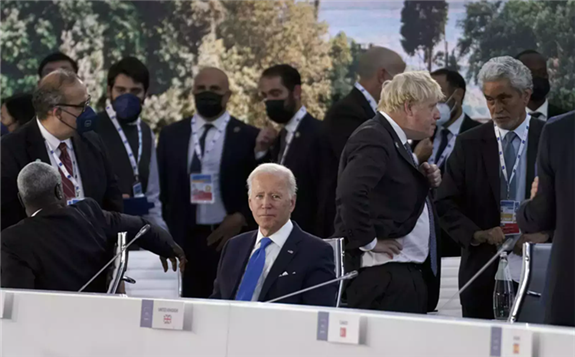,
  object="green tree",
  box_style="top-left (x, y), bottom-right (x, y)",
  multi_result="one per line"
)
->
top-left (400, 0), bottom-right (449, 71)
top-left (329, 32), bottom-right (353, 104)
top-left (458, 0), bottom-right (575, 109)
